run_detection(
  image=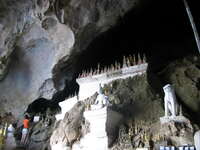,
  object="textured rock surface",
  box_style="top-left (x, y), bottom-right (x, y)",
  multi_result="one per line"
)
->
top-left (0, 0), bottom-right (138, 119)
top-left (0, 0), bottom-right (75, 117)
top-left (104, 74), bottom-right (164, 148)
top-left (50, 101), bottom-right (86, 148)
